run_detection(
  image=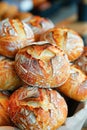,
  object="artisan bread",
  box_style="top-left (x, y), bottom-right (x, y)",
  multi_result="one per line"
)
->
top-left (23, 15), bottom-right (54, 41)
top-left (0, 92), bottom-right (11, 126)
top-left (0, 18), bottom-right (34, 58)
top-left (75, 47), bottom-right (87, 75)
top-left (40, 27), bottom-right (84, 61)
top-left (57, 65), bottom-right (87, 101)
top-left (15, 41), bottom-right (70, 88)
top-left (8, 85), bottom-right (68, 130)
top-left (0, 57), bottom-right (22, 91)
